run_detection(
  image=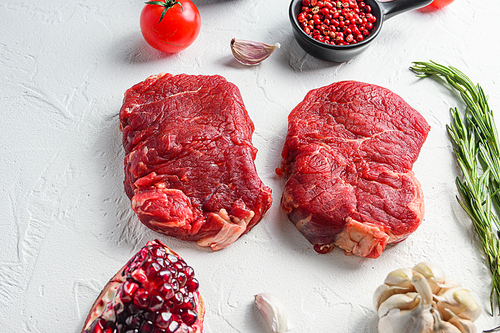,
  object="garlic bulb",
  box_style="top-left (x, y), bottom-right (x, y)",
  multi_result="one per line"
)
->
top-left (254, 292), bottom-right (291, 333)
top-left (230, 38), bottom-right (280, 66)
top-left (374, 262), bottom-right (481, 333)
